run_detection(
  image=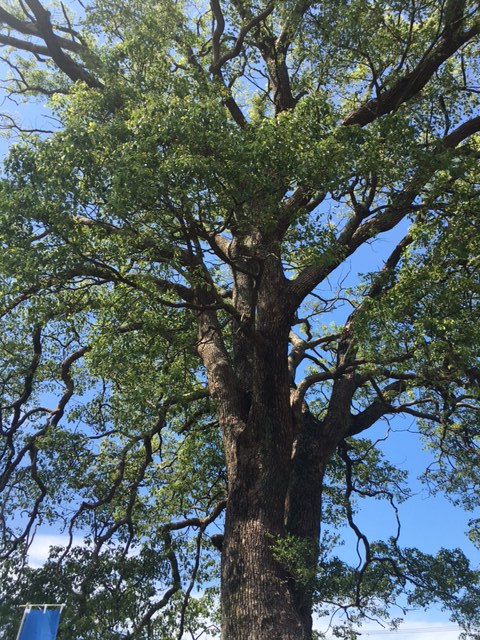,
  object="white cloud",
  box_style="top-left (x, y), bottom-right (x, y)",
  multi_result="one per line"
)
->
top-left (28, 534), bottom-right (83, 568)
top-left (361, 620), bottom-right (462, 640)
top-left (314, 614), bottom-right (463, 640)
